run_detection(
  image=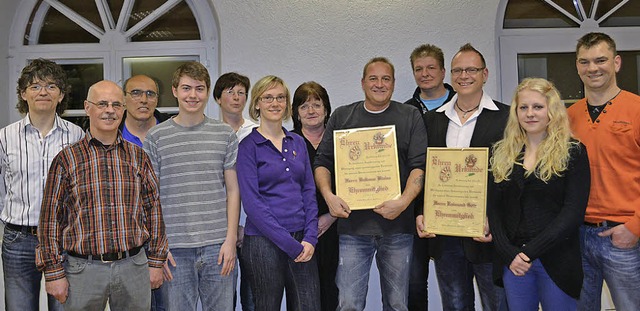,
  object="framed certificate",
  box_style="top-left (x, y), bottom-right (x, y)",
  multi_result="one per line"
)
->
top-left (333, 125), bottom-right (401, 210)
top-left (423, 147), bottom-right (489, 237)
